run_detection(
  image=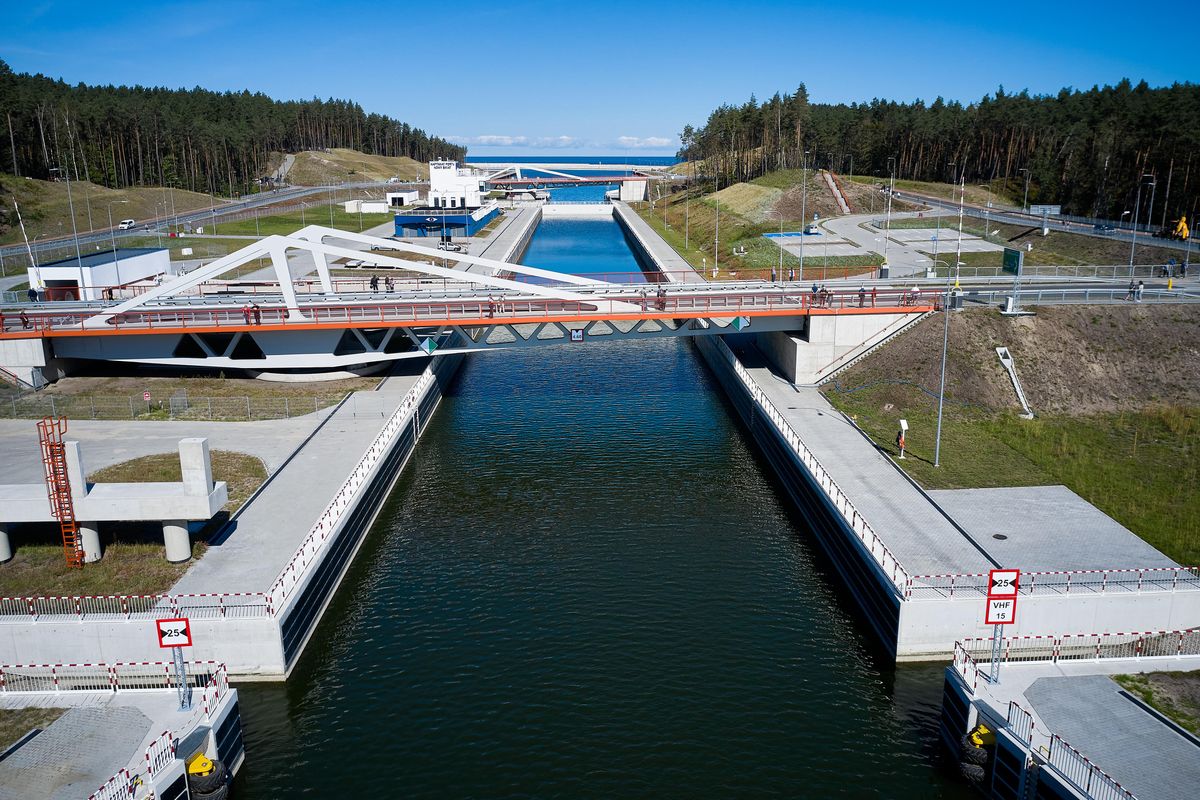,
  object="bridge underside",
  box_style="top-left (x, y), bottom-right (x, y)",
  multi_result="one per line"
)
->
top-left (44, 314), bottom-right (809, 373)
